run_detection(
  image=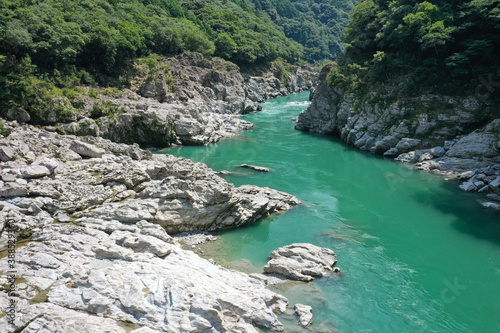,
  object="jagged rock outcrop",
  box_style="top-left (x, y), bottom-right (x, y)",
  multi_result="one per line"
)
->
top-left (60, 89), bottom-right (251, 146)
top-left (56, 53), bottom-right (318, 146)
top-left (389, 120), bottom-right (500, 209)
top-left (0, 225), bottom-right (288, 333)
top-left (0, 122), bottom-right (300, 236)
top-left (408, 121), bottom-right (500, 210)
top-left (263, 243), bottom-right (340, 282)
top-left (0, 120), bottom-right (301, 332)
top-left (162, 53), bottom-right (318, 113)
top-left (296, 65), bottom-right (495, 156)
top-left (295, 64), bottom-right (500, 210)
